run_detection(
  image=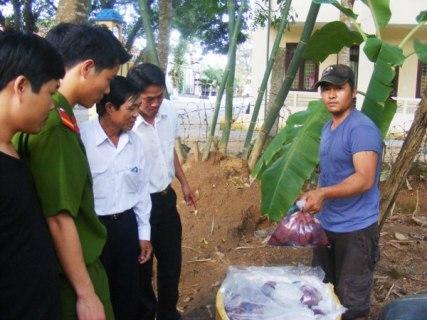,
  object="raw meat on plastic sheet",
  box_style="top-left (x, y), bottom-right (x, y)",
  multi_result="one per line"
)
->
top-left (220, 266), bottom-right (346, 320)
